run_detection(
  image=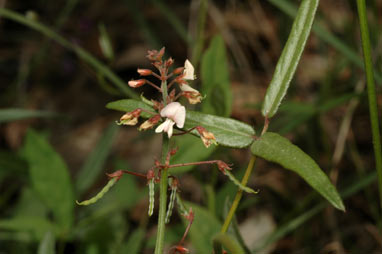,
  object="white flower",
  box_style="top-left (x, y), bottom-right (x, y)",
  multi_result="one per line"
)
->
top-left (155, 102), bottom-right (186, 138)
top-left (183, 59), bottom-right (196, 80)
